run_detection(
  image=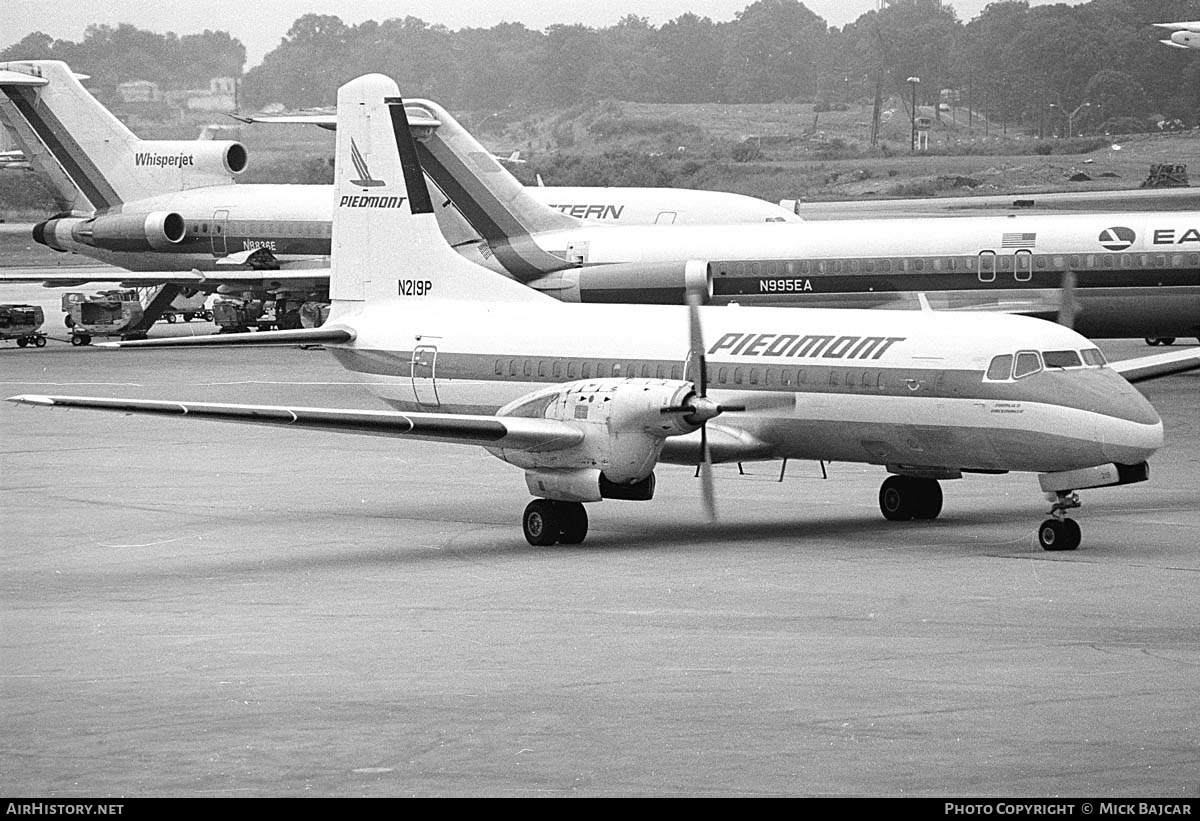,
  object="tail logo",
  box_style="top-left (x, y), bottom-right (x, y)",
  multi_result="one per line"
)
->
top-left (349, 138), bottom-right (385, 187)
